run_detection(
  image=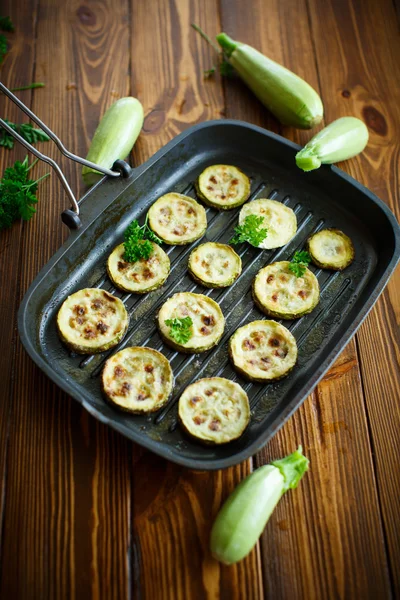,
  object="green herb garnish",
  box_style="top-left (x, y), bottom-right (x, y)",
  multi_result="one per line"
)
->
top-left (220, 60), bottom-right (235, 78)
top-left (230, 215), bottom-right (268, 247)
top-left (0, 34), bottom-right (7, 64)
top-left (0, 156), bottom-right (50, 229)
top-left (0, 119), bottom-right (50, 149)
top-left (165, 317), bottom-right (193, 344)
top-left (0, 16), bottom-right (14, 65)
top-left (203, 66), bottom-right (216, 78)
top-left (10, 82), bottom-right (45, 92)
top-left (123, 216), bottom-right (162, 262)
top-left (288, 250), bottom-right (311, 277)
top-left (0, 16), bottom-right (14, 32)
